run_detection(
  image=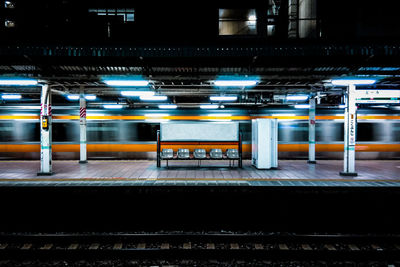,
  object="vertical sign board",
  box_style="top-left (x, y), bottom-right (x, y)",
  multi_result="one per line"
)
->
top-left (341, 84), bottom-right (357, 176)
